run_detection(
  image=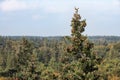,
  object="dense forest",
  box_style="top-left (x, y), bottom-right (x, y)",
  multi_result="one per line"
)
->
top-left (0, 9), bottom-right (120, 80)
